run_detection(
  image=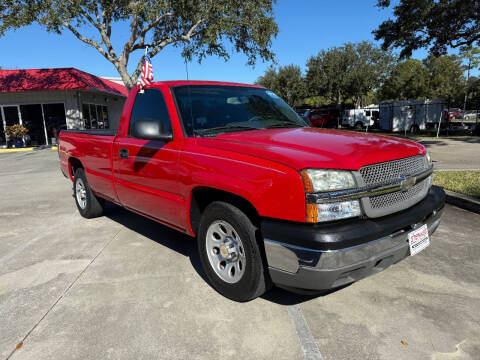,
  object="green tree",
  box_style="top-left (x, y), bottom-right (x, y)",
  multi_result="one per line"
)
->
top-left (306, 46), bottom-right (352, 105)
top-left (374, 0), bottom-right (480, 58)
top-left (423, 55), bottom-right (464, 101)
top-left (306, 41), bottom-right (395, 106)
top-left (378, 59), bottom-right (430, 101)
top-left (346, 42), bottom-right (396, 106)
top-left (466, 76), bottom-right (480, 105)
top-left (256, 65), bottom-right (306, 106)
top-left (0, 0), bottom-right (278, 90)
top-left (460, 46), bottom-right (480, 110)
